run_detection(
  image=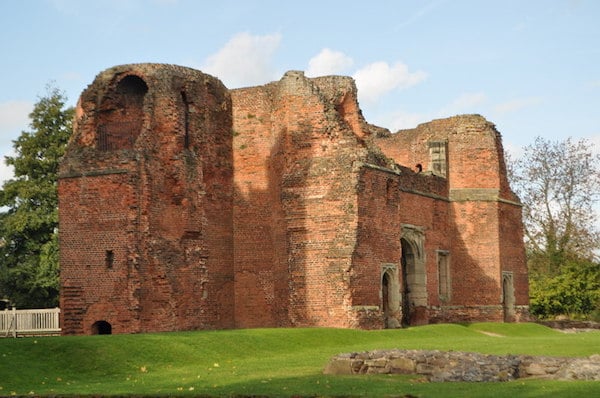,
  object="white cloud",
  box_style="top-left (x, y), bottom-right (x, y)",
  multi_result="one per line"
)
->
top-left (585, 132), bottom-right (600, 156)
top-left (201, 32), bottom-right (282, 88)
top-left (503, 140), bottom-right (525, 160)
top-left (437, 92), bottom-right (487, 116)
top-left (493, 96), bottom-right (543, 115)
top-left (386, 110), bottom-right (430, 132)
top-left (0, 101), bottom-right (29, 186)
top-left (587, 80), bottom-right (600, 89)
top-left (305, 48), bottom-right (354, 77)
top-left (0, 100), bottom-right (32, 136)
top-left (0, 159), bottom-right (14, 186)
top-left (353, 61), bottom-right (427, 104)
